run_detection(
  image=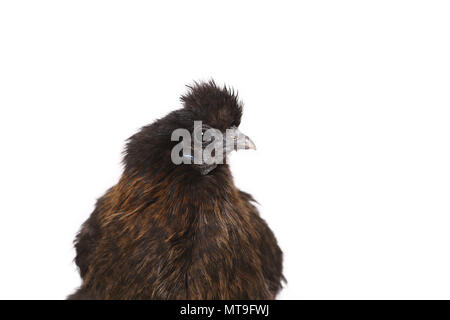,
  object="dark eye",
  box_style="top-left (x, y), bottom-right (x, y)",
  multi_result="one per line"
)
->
top-left (201, 124), bottom-right (210, 136)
